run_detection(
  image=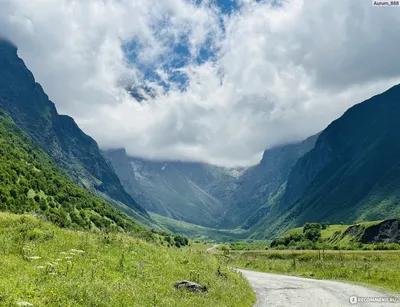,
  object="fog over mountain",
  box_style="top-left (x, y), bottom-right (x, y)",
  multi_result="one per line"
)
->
top-left (1, 0), bottom-right (400, 166)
